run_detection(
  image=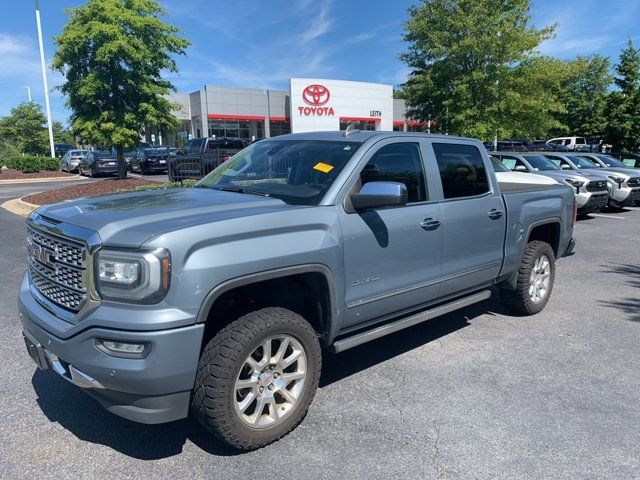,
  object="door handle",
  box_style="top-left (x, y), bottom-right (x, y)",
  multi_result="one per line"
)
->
top-left (420, 218), bottom-right (441, 230)
top-left (488, 209), bottom-right (504, 220)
